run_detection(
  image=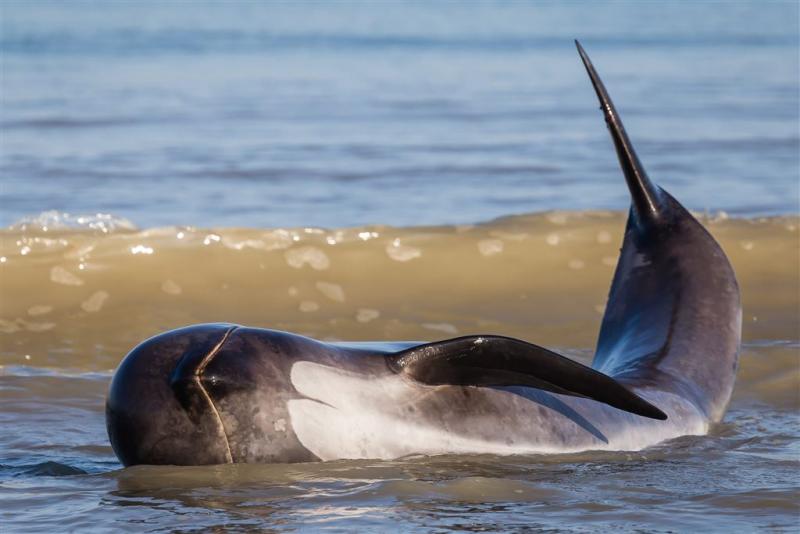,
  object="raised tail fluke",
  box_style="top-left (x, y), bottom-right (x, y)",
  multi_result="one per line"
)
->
top-left (575, 40), bottom-right (664, 225)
